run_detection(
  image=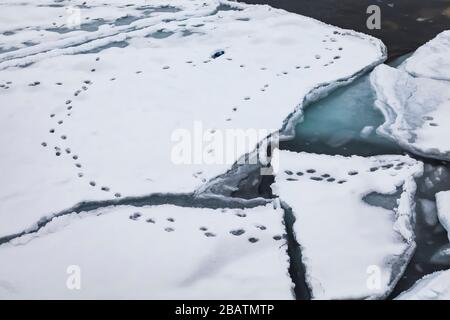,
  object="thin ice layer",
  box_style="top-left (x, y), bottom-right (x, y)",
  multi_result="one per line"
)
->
top-left (370, 64), bottom-right (450, 161)
top-left (0, 203), bottom-right (293, 299)
top-left (0, 0), bottom-right (187, 56)
top-left (271, 150), bottom-right (423, 299)
top-left (0, 0), bottom-right (386, 238)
